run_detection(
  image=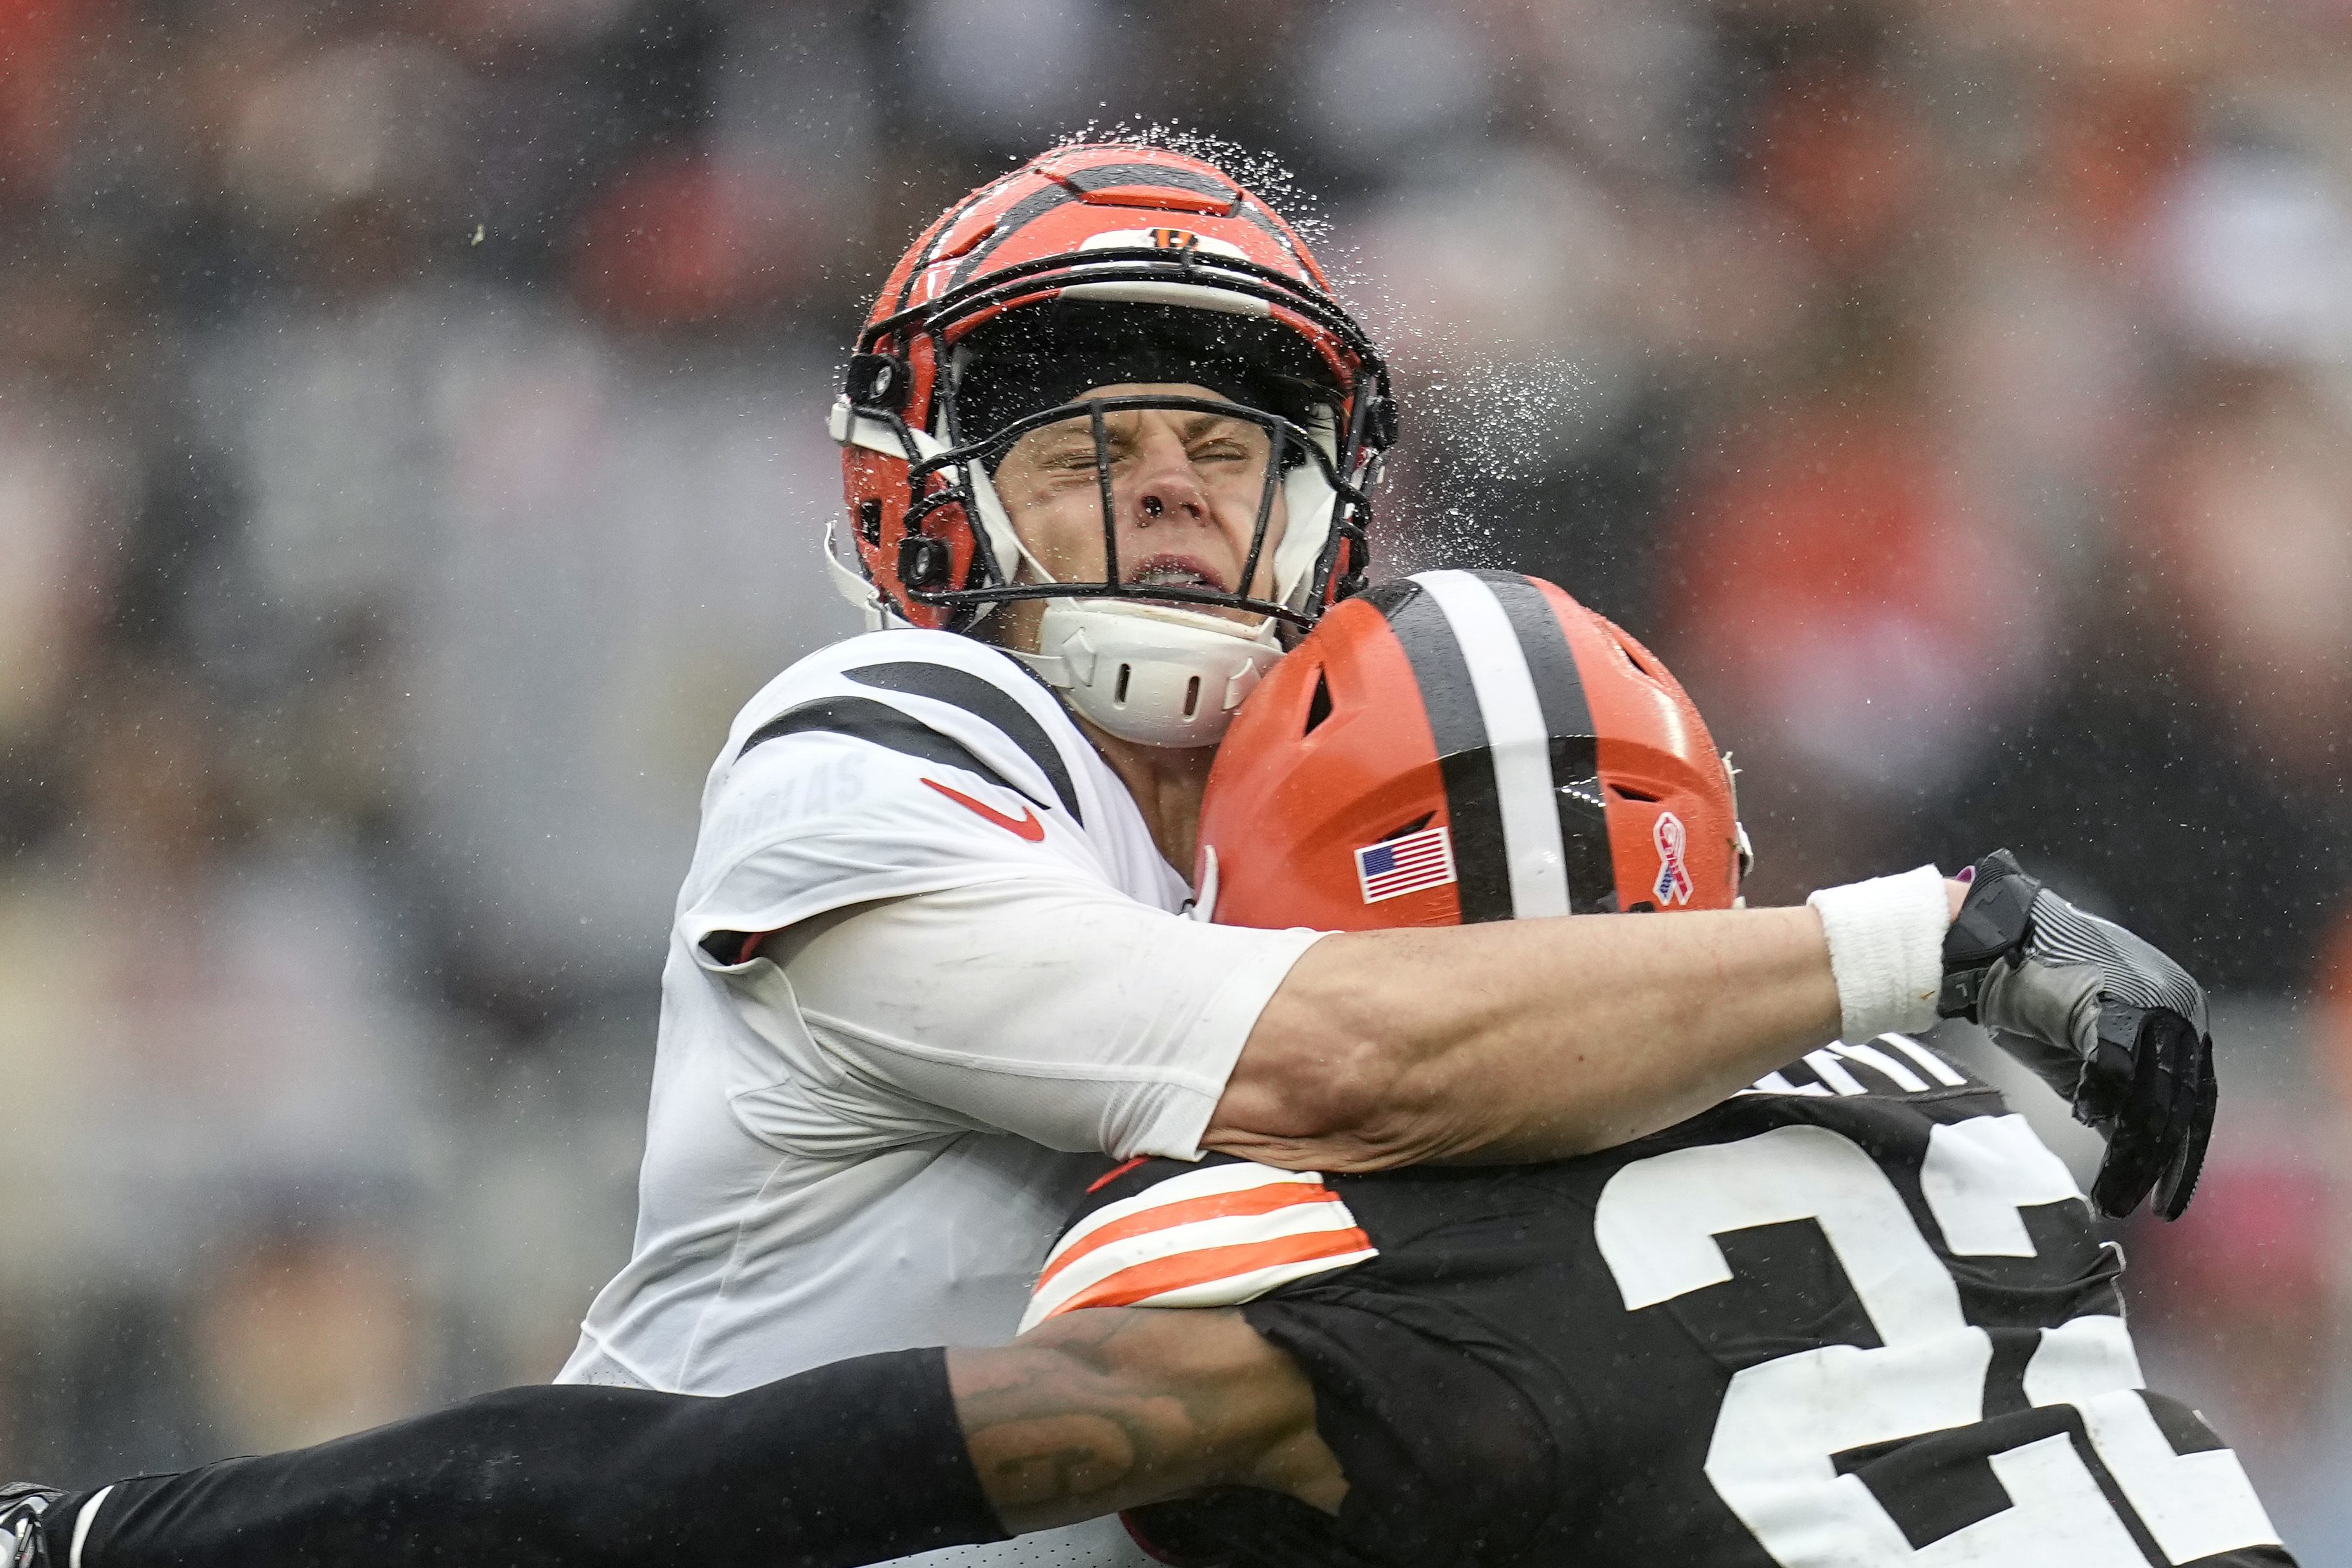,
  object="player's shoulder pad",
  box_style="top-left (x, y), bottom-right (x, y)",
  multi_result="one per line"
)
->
top-left (717, 630), bottom-right (1090, 825)
top-left (1738, 1034), bottom-right (1985, 1101)
top-left (1019, 1154), bottom-right (1378, 1333)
